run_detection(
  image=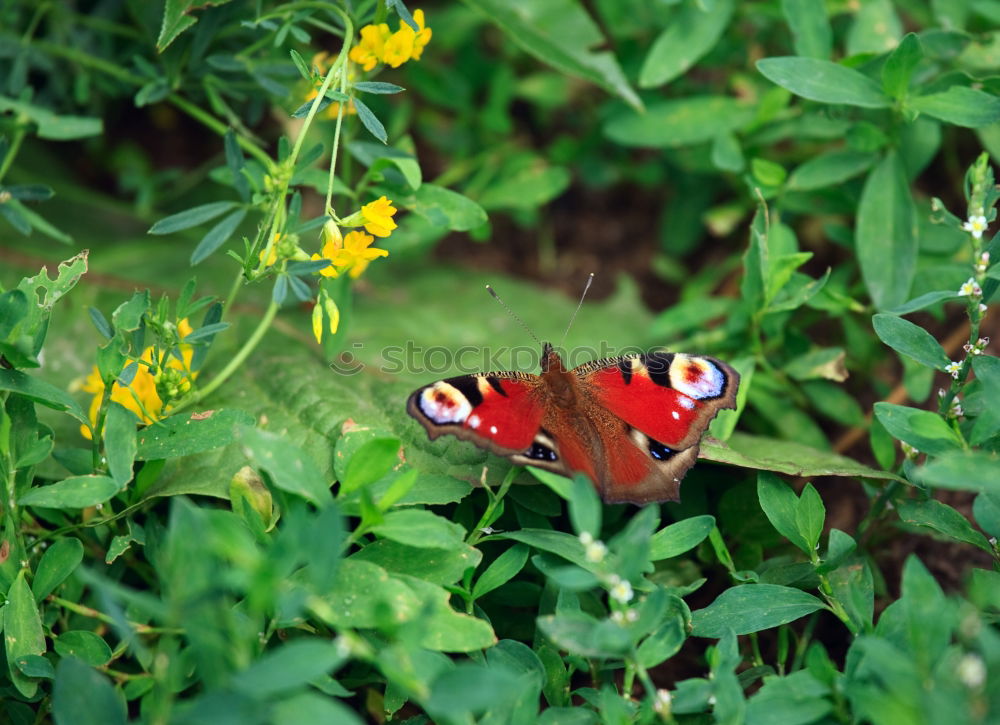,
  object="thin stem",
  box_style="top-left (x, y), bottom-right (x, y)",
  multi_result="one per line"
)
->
top-left (466, 466), bottom-right (519, 546)
top-left (0, 123), bottom-right (28, 185)
top-left (49, 596), bottom-right (183, 635)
